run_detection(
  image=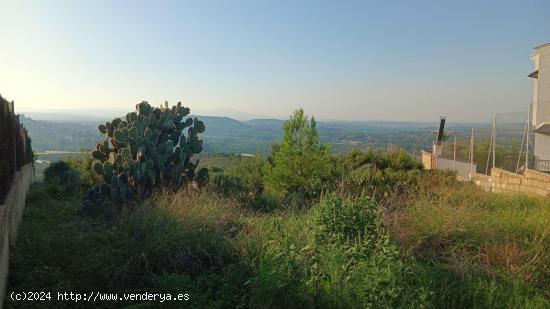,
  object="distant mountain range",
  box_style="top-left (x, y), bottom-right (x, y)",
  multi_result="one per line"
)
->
top-left (20, 113), bottom-right (490, 154)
